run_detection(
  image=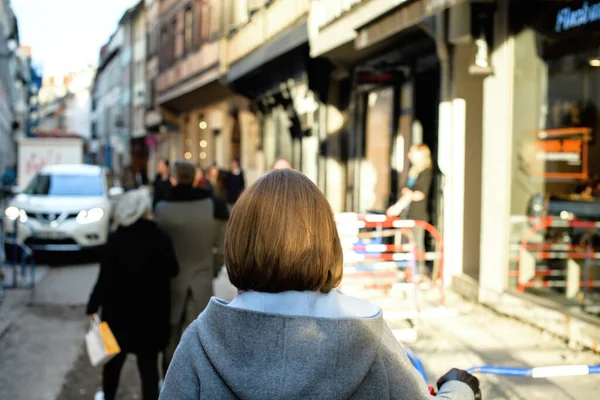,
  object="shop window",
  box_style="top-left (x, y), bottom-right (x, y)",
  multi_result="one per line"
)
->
top-left (159, 26), bottom-right (172, 72)
top-left (184, 7), bottom-right (193, 55)
top-left (194, 0), bottom-right (211, 45)
top-left (509, 30), bottom-right (600, 316)
top-left (159, 19), bottom-right (177, 71)
top-left (171, 19), bottom-right (177, 64)
top-left (147, 29), bottom-right (157, 56)
top-left (201, 1), bottom-right (211, 41)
